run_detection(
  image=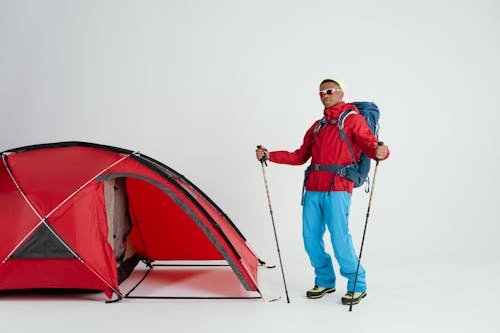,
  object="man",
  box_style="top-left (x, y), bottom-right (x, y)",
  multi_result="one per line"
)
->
top-left (256, 79), bottom-right (389, 305)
